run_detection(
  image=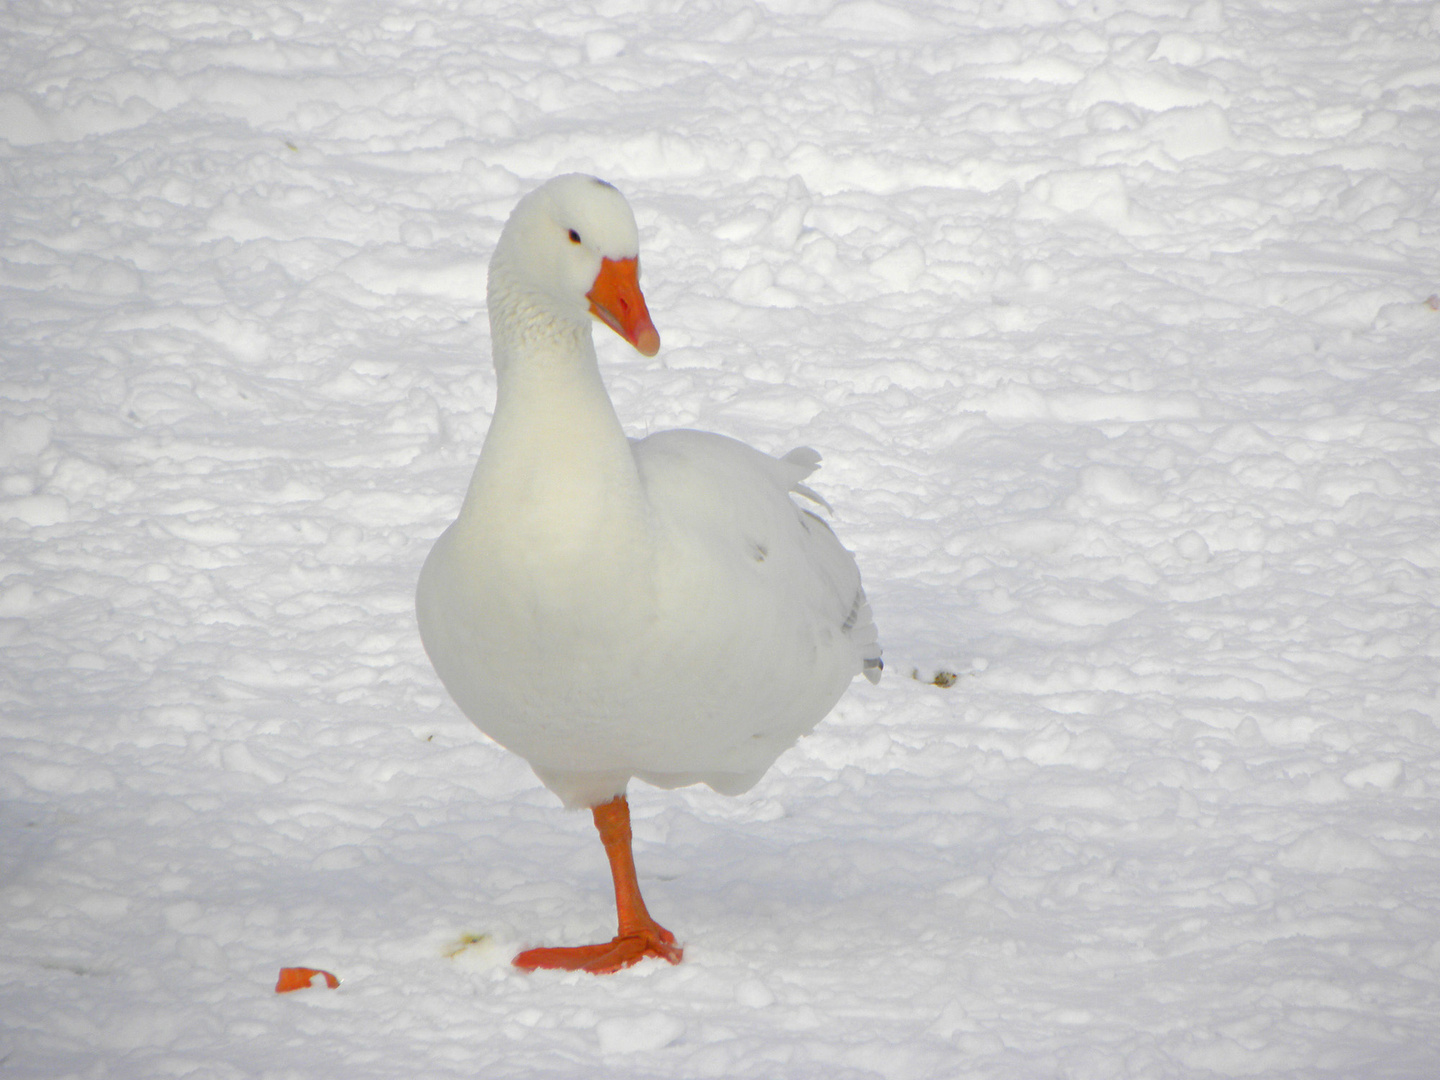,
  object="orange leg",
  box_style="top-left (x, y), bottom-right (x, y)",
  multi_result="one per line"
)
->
top-left (513, 795), bottom-right (683, 974)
